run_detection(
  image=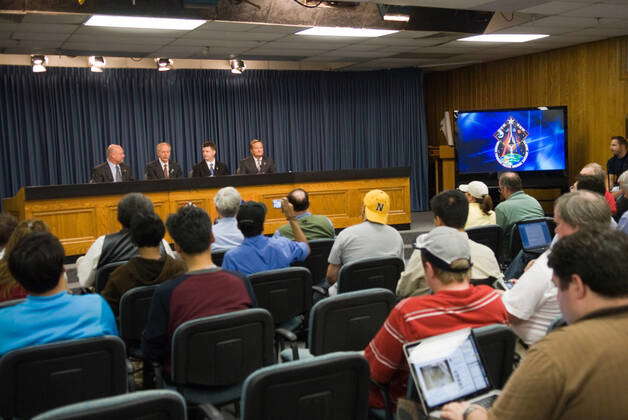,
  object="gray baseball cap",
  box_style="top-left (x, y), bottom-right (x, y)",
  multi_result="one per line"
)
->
top-left (415, 226), bottom-right (472, 272)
